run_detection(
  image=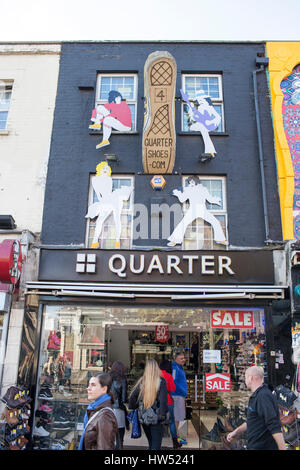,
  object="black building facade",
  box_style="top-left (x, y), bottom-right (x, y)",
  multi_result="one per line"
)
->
top-left (20, 42), bottom-right (293, 450)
